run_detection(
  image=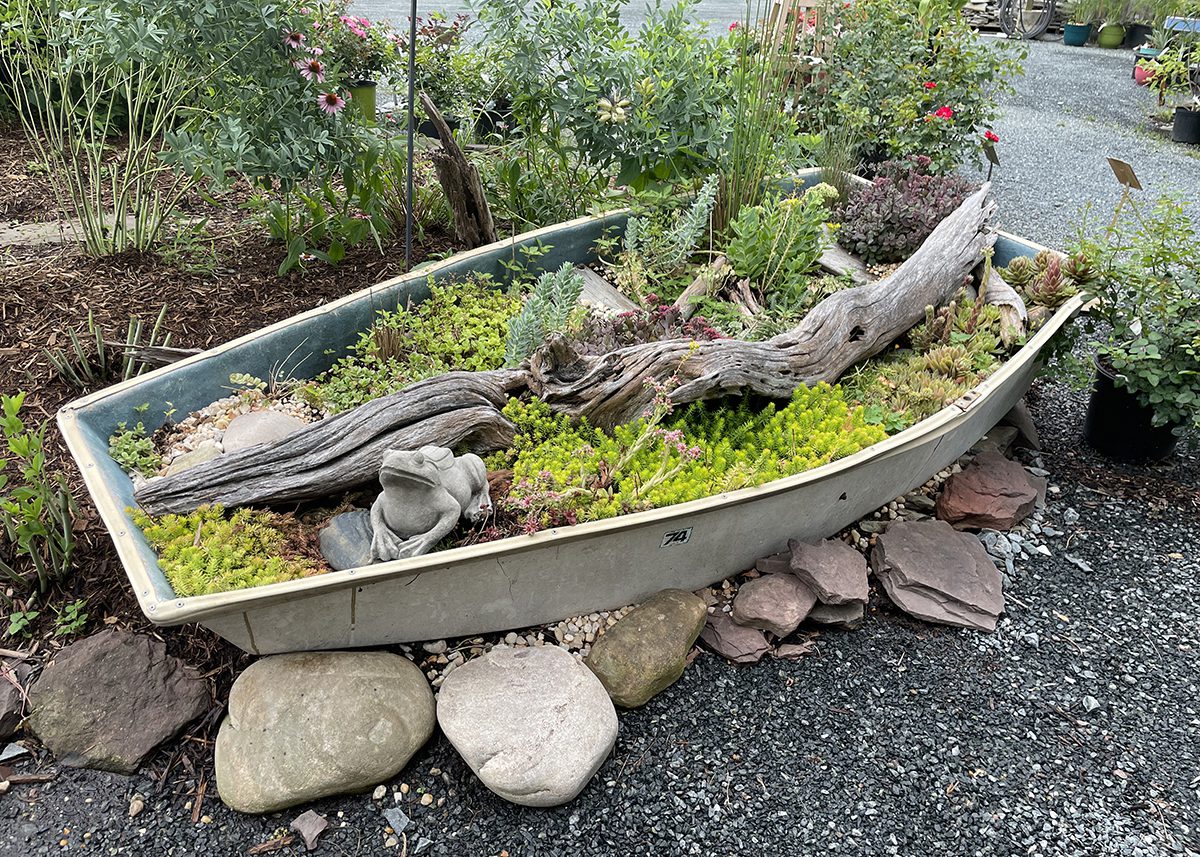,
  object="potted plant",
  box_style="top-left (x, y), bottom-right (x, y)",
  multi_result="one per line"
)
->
top-left (1146, 41), bottom-right (1200, 141)
top-left (1094, 0), bottom-right (1129, 46)
top-left (319, 6), bottom-right (400, 125)
top-left (1064, 0), bottom-right (1100, 44)
top-left (1067, 195), bottom-right (1200, 460)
